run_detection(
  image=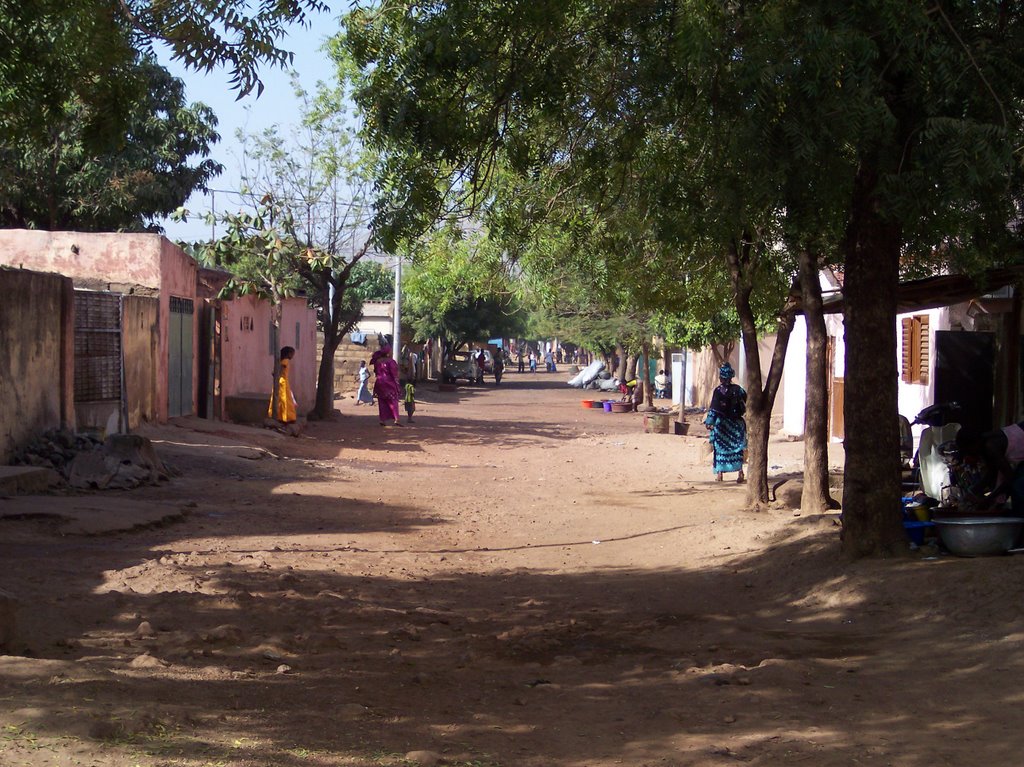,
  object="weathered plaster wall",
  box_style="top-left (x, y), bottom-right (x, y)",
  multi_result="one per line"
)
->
top-left (0, 230), bottom-right (163, 289)
top-left (688, 347), bottom-right (741, 409)
top-left (356, 300), bottom-right (393, 336)
top-left (219, 295), bottom-right (317, 416)
top-left (122, 295), bottom-right (160, 429)
top-left (158, 239), bottom-right (199, 420)
top-left (0, 231), bottom-right (202, 424)
top-left (0, 268), bottom-right (74, 462)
